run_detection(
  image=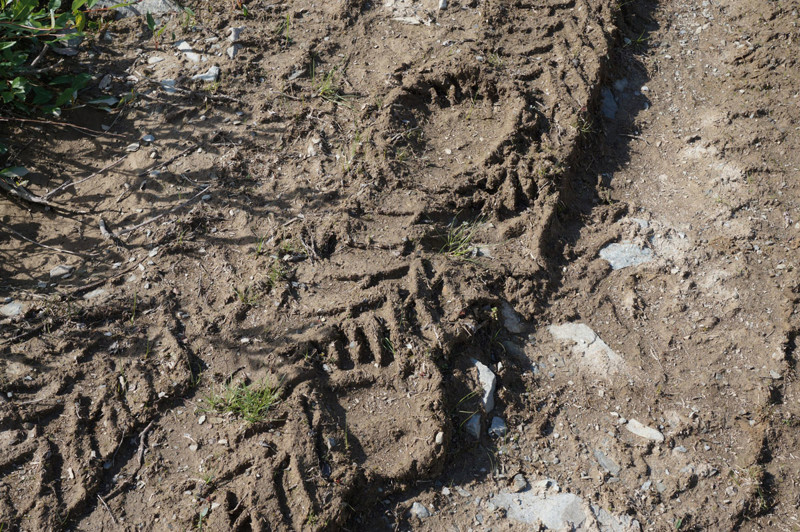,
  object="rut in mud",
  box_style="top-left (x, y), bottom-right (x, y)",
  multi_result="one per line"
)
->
top-left (1, 0), bottom-right (800, 530)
